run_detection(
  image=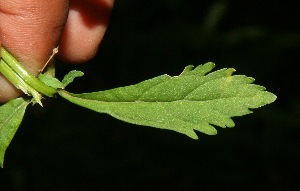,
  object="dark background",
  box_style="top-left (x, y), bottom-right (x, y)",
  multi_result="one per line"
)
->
top-left (1, 0), bottom-right (299, 190)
